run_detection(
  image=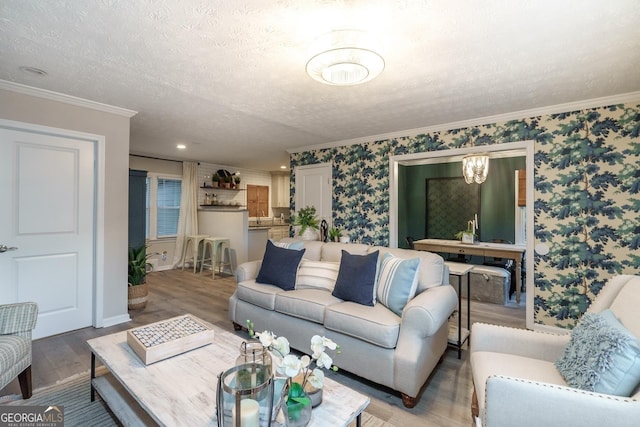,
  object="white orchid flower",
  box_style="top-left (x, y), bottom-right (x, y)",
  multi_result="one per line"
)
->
top-left (277, 354), bottom-right (302, 378)
top-left (256, 330), bottom-right (276, 348)
top-left (272, 336), bottom-right (290, 356)
top-left (315, 351), bottom-right (333, 369)
top-left (300, 355), bottom-right (311, 369)
top-left (307, 368), bottom-right (325, 389)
